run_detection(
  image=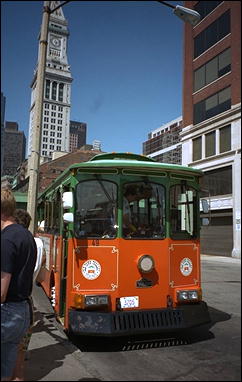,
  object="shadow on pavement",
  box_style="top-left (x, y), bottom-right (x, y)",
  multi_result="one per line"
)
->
top-left (25, 310), bottom-right (80, 381)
